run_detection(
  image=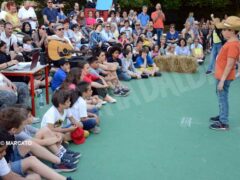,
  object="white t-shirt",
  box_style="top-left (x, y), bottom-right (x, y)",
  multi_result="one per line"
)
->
top-left (0, 32), bottom-right (18, 53)
top-left (69, 97), bottom-right (87, 121)
top-left (18, 7), bottom-right (37, 30)
top-left (0, 158), bottom-right (10, 177)
top-left (120, 27), bottom-right (133, 39)
top-left (0, 11), bottom-right (7, 21)
top-left (23, 43), bottom-right (33, 52)
top-left (41, 106), bottom-right (72, 128)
